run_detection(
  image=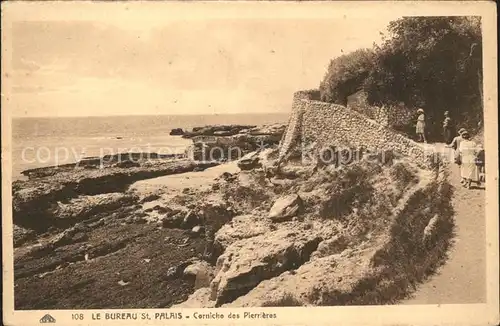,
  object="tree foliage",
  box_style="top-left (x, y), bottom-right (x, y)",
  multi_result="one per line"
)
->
top-left (319, 49), bottom-right (375, 105)
top-left (320, 17), bottom-right (483, 138)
